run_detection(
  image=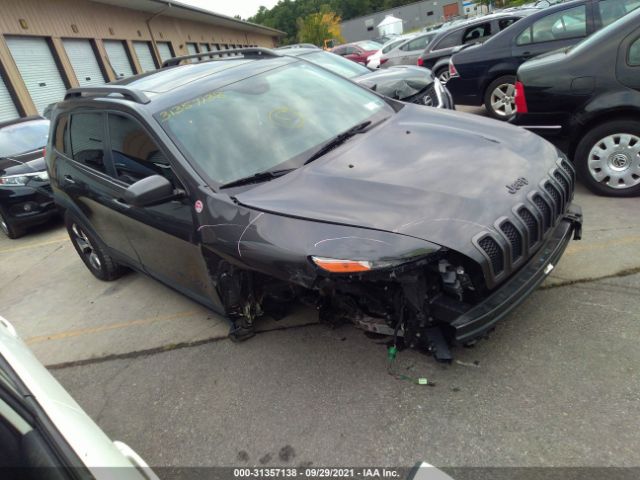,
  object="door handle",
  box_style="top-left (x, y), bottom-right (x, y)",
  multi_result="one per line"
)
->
top-left (522, 51), bottom-right (532, 58)
top-left (112, 198), bottom-right (131, 209)
top-left (63, 175), bottom-right (76, 184)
